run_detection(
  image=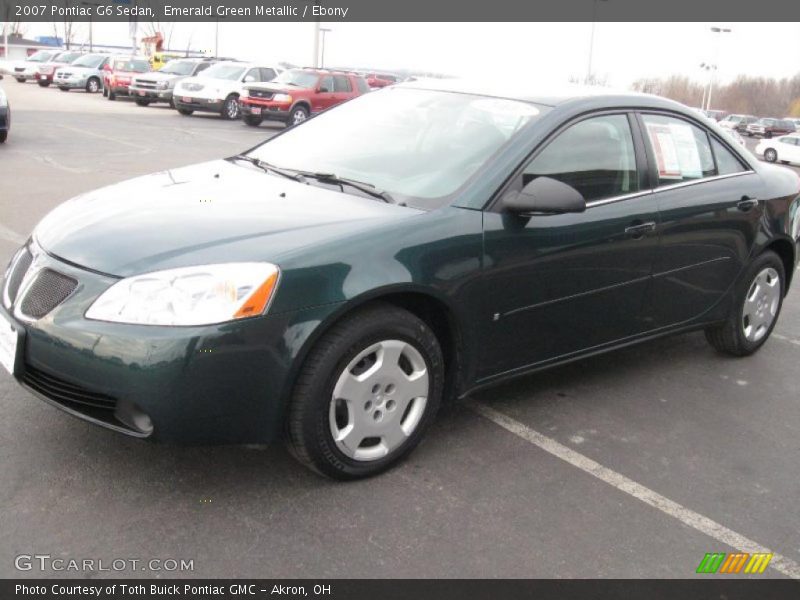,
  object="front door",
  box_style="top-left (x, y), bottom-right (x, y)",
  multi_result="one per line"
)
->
top-left (479, 113), bottom-right (659, 379)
